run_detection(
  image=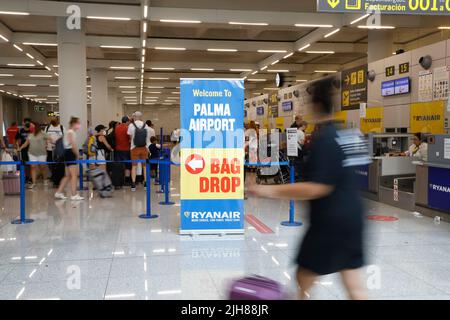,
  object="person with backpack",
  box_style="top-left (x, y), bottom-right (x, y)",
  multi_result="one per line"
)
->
top-left (54, 117), bottom-right (84, 201)
top-left (94, 124), bottom-right (114, 172)
top-left (45, 117), bottom-right (65, 187)
top-left (127, 111), bottom-right (152, 191)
